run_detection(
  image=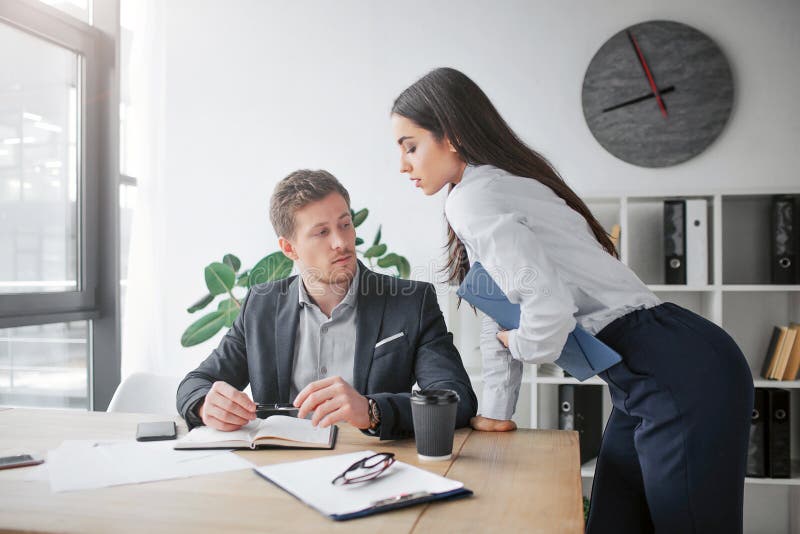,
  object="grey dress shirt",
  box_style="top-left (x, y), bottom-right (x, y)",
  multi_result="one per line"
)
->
top-left (291, 267), bottom-right (359, 401)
